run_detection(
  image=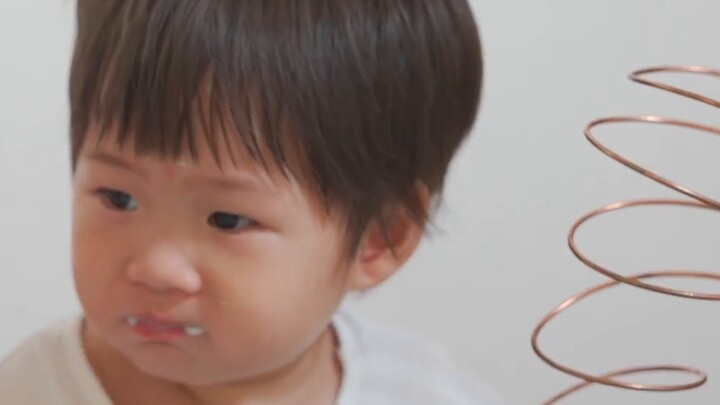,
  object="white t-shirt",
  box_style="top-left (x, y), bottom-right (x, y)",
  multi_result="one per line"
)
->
top-left (0, 309), bottom-right (501, 404)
